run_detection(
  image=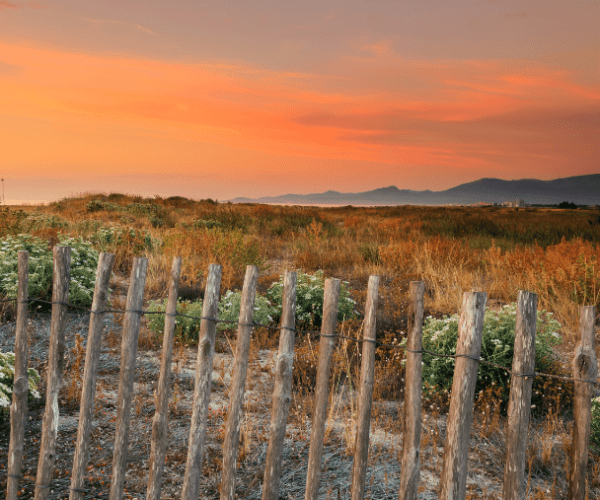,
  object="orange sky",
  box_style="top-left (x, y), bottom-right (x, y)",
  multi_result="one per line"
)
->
top-left (1, 1), bottom-right (599, 201)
